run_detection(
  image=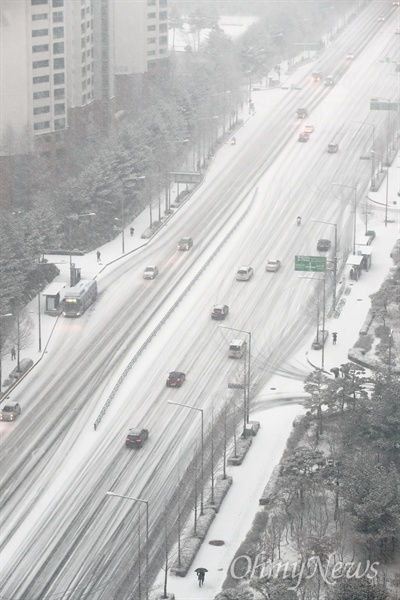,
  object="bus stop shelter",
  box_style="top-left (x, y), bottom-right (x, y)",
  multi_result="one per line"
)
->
top-left (346, 255), bottom-right (363, 280)
top-left (42, 282), bottom-right (66, 313)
